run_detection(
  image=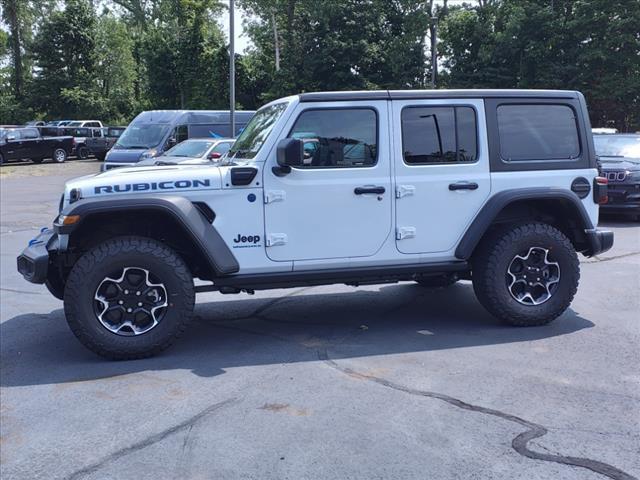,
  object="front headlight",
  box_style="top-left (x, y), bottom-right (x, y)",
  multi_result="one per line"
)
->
top-left (628, 170), bottom-right (640, 181)
top-left (140, 149), bottom-right (158, 160)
